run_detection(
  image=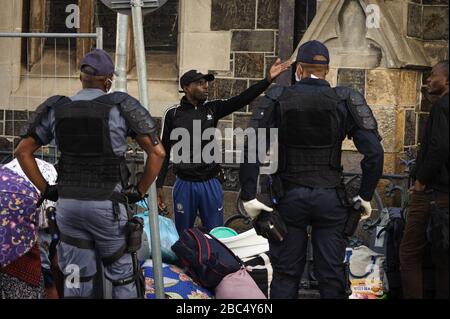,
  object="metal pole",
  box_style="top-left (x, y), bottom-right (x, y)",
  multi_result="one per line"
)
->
top-left (131, 0), bottom-right (165, 300)
top-left (114, 14), bottom-right (129, 93)
top-left (96, 27), bottom-right (104, 50)
top-left (94, 15), bottom-right (130, 301)
top-left (0, 32), bottom-right (99, 38)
